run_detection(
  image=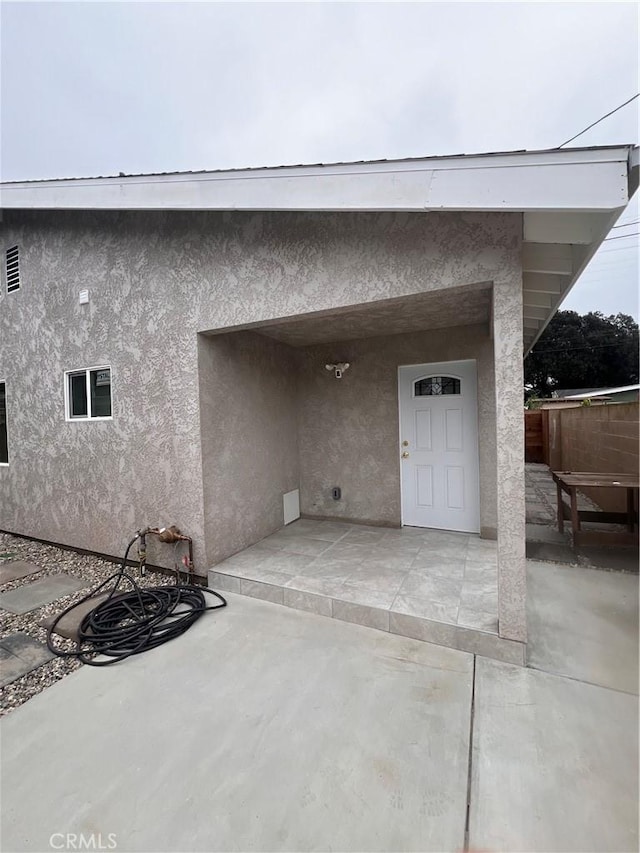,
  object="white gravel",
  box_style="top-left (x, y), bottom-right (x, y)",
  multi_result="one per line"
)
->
top-left (0, 533), bottom-right (182, 717)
